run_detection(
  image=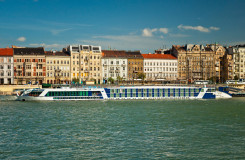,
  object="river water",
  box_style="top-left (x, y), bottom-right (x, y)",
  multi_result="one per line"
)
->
top-left (0, 98), bottom-right (245, 159)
